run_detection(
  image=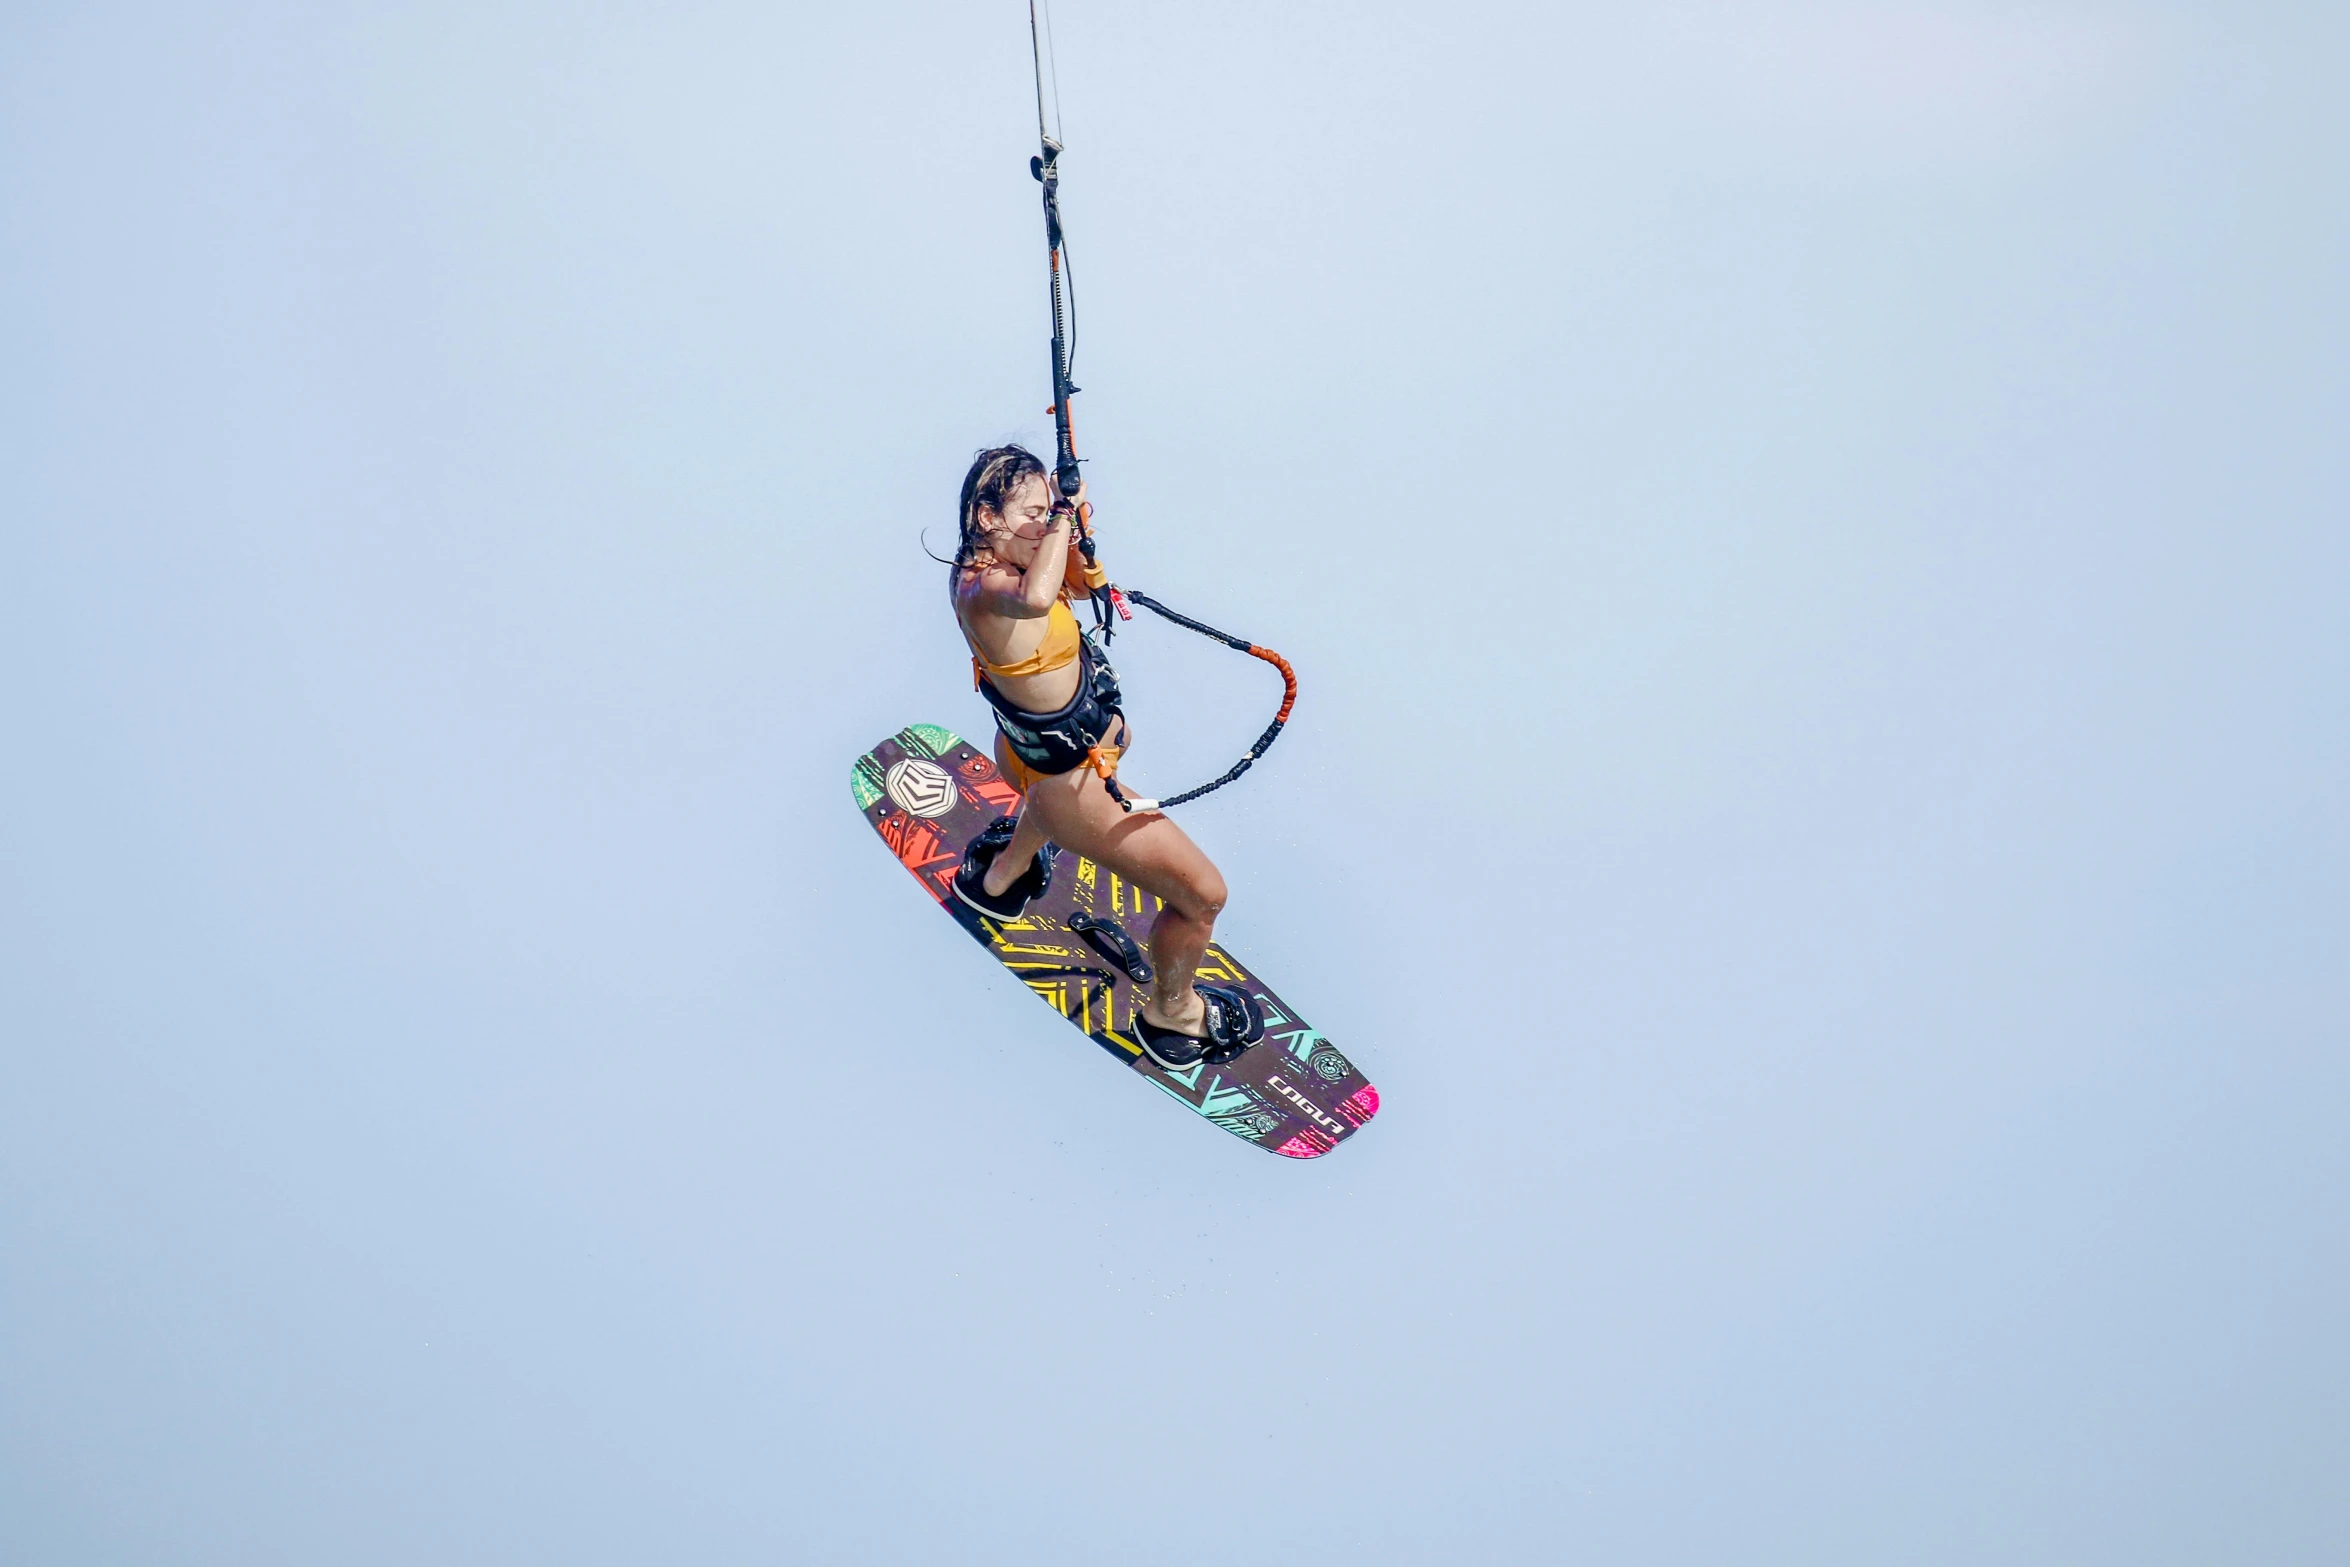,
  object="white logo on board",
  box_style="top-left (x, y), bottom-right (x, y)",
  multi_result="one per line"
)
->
top-left (883, 758), bottom-right (958, 818)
